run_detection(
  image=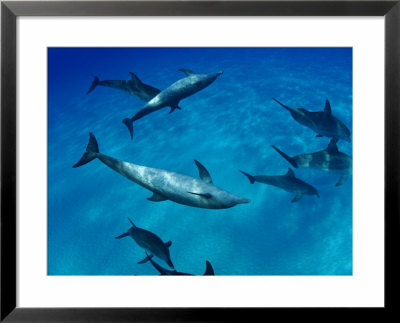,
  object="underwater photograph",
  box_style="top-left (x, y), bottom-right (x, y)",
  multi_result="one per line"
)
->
top-left (48, 47), bottom-right (352, 276)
